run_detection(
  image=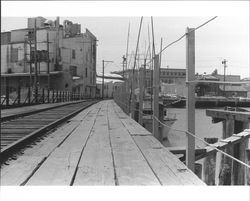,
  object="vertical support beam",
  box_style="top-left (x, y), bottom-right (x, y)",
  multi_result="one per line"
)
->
top-left (138, 66), bottom-right (145, 125)
top-left (204, 137), bottom-right (218, 185)
top-left (153, 54), bottom-right (160, 141)
top-left (186, 27), bottom-right (195, 172)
